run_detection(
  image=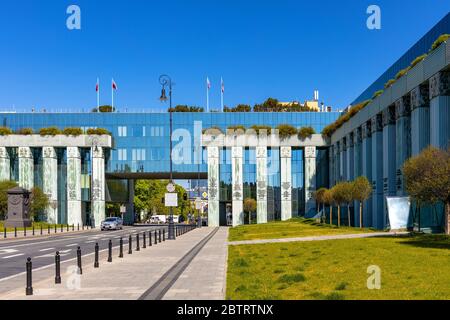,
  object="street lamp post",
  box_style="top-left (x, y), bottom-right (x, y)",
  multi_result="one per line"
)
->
top-left (159, 75), bottom-right (175, 240)
top-left (197, 158), bottom-right (202, 228)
